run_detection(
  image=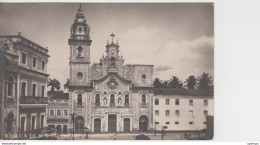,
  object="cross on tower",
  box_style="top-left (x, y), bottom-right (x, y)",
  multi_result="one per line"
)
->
top-left (110, 33), bottom-right (115, 42)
